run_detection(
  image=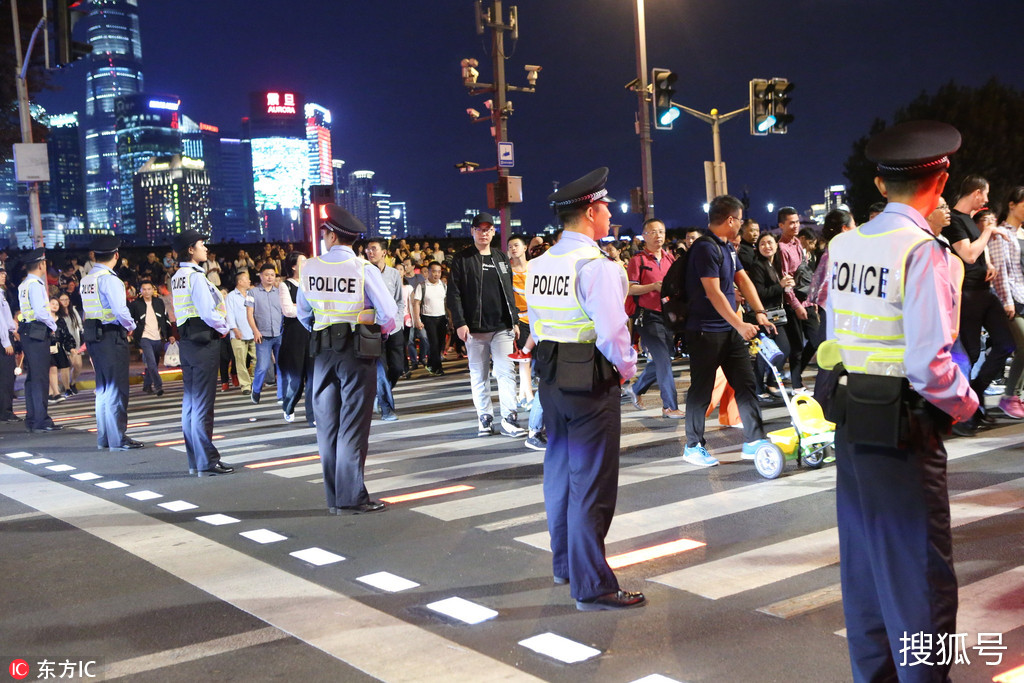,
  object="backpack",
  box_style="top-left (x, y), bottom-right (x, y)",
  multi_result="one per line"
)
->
top-left (661, 234), bottom-right (723, 332)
